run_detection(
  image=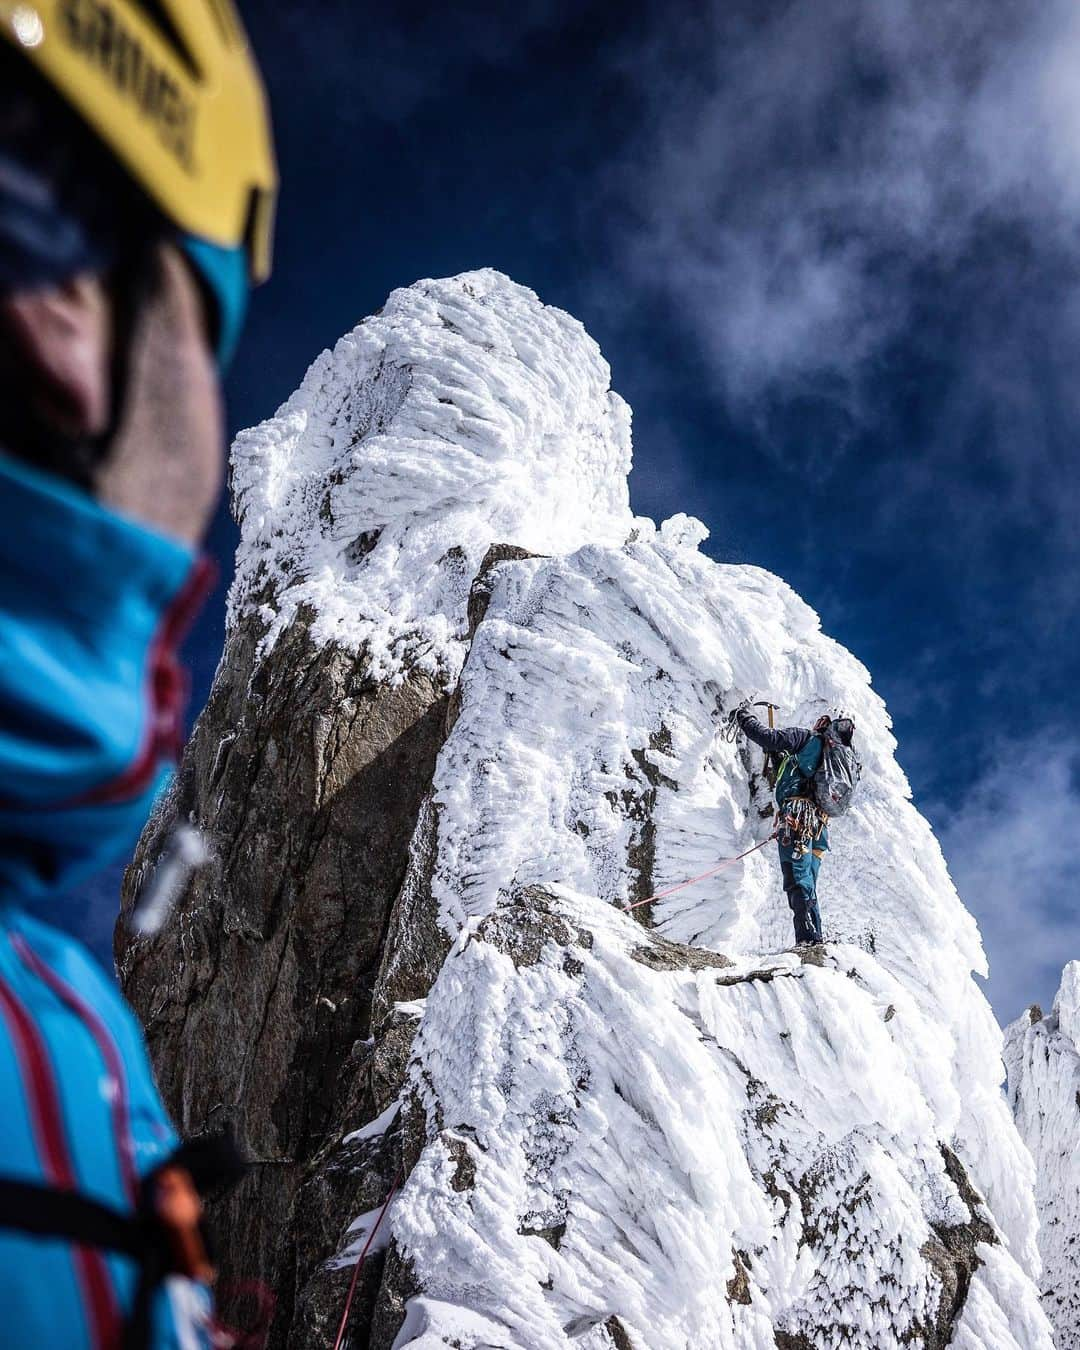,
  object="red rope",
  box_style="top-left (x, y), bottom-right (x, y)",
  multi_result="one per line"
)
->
top-left (623, 832), bottom-right (777, 912)
top-left (212, 1281), bottom-right (277, 1349)
top-left (331, 1170), bottom-right (403, 1350)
